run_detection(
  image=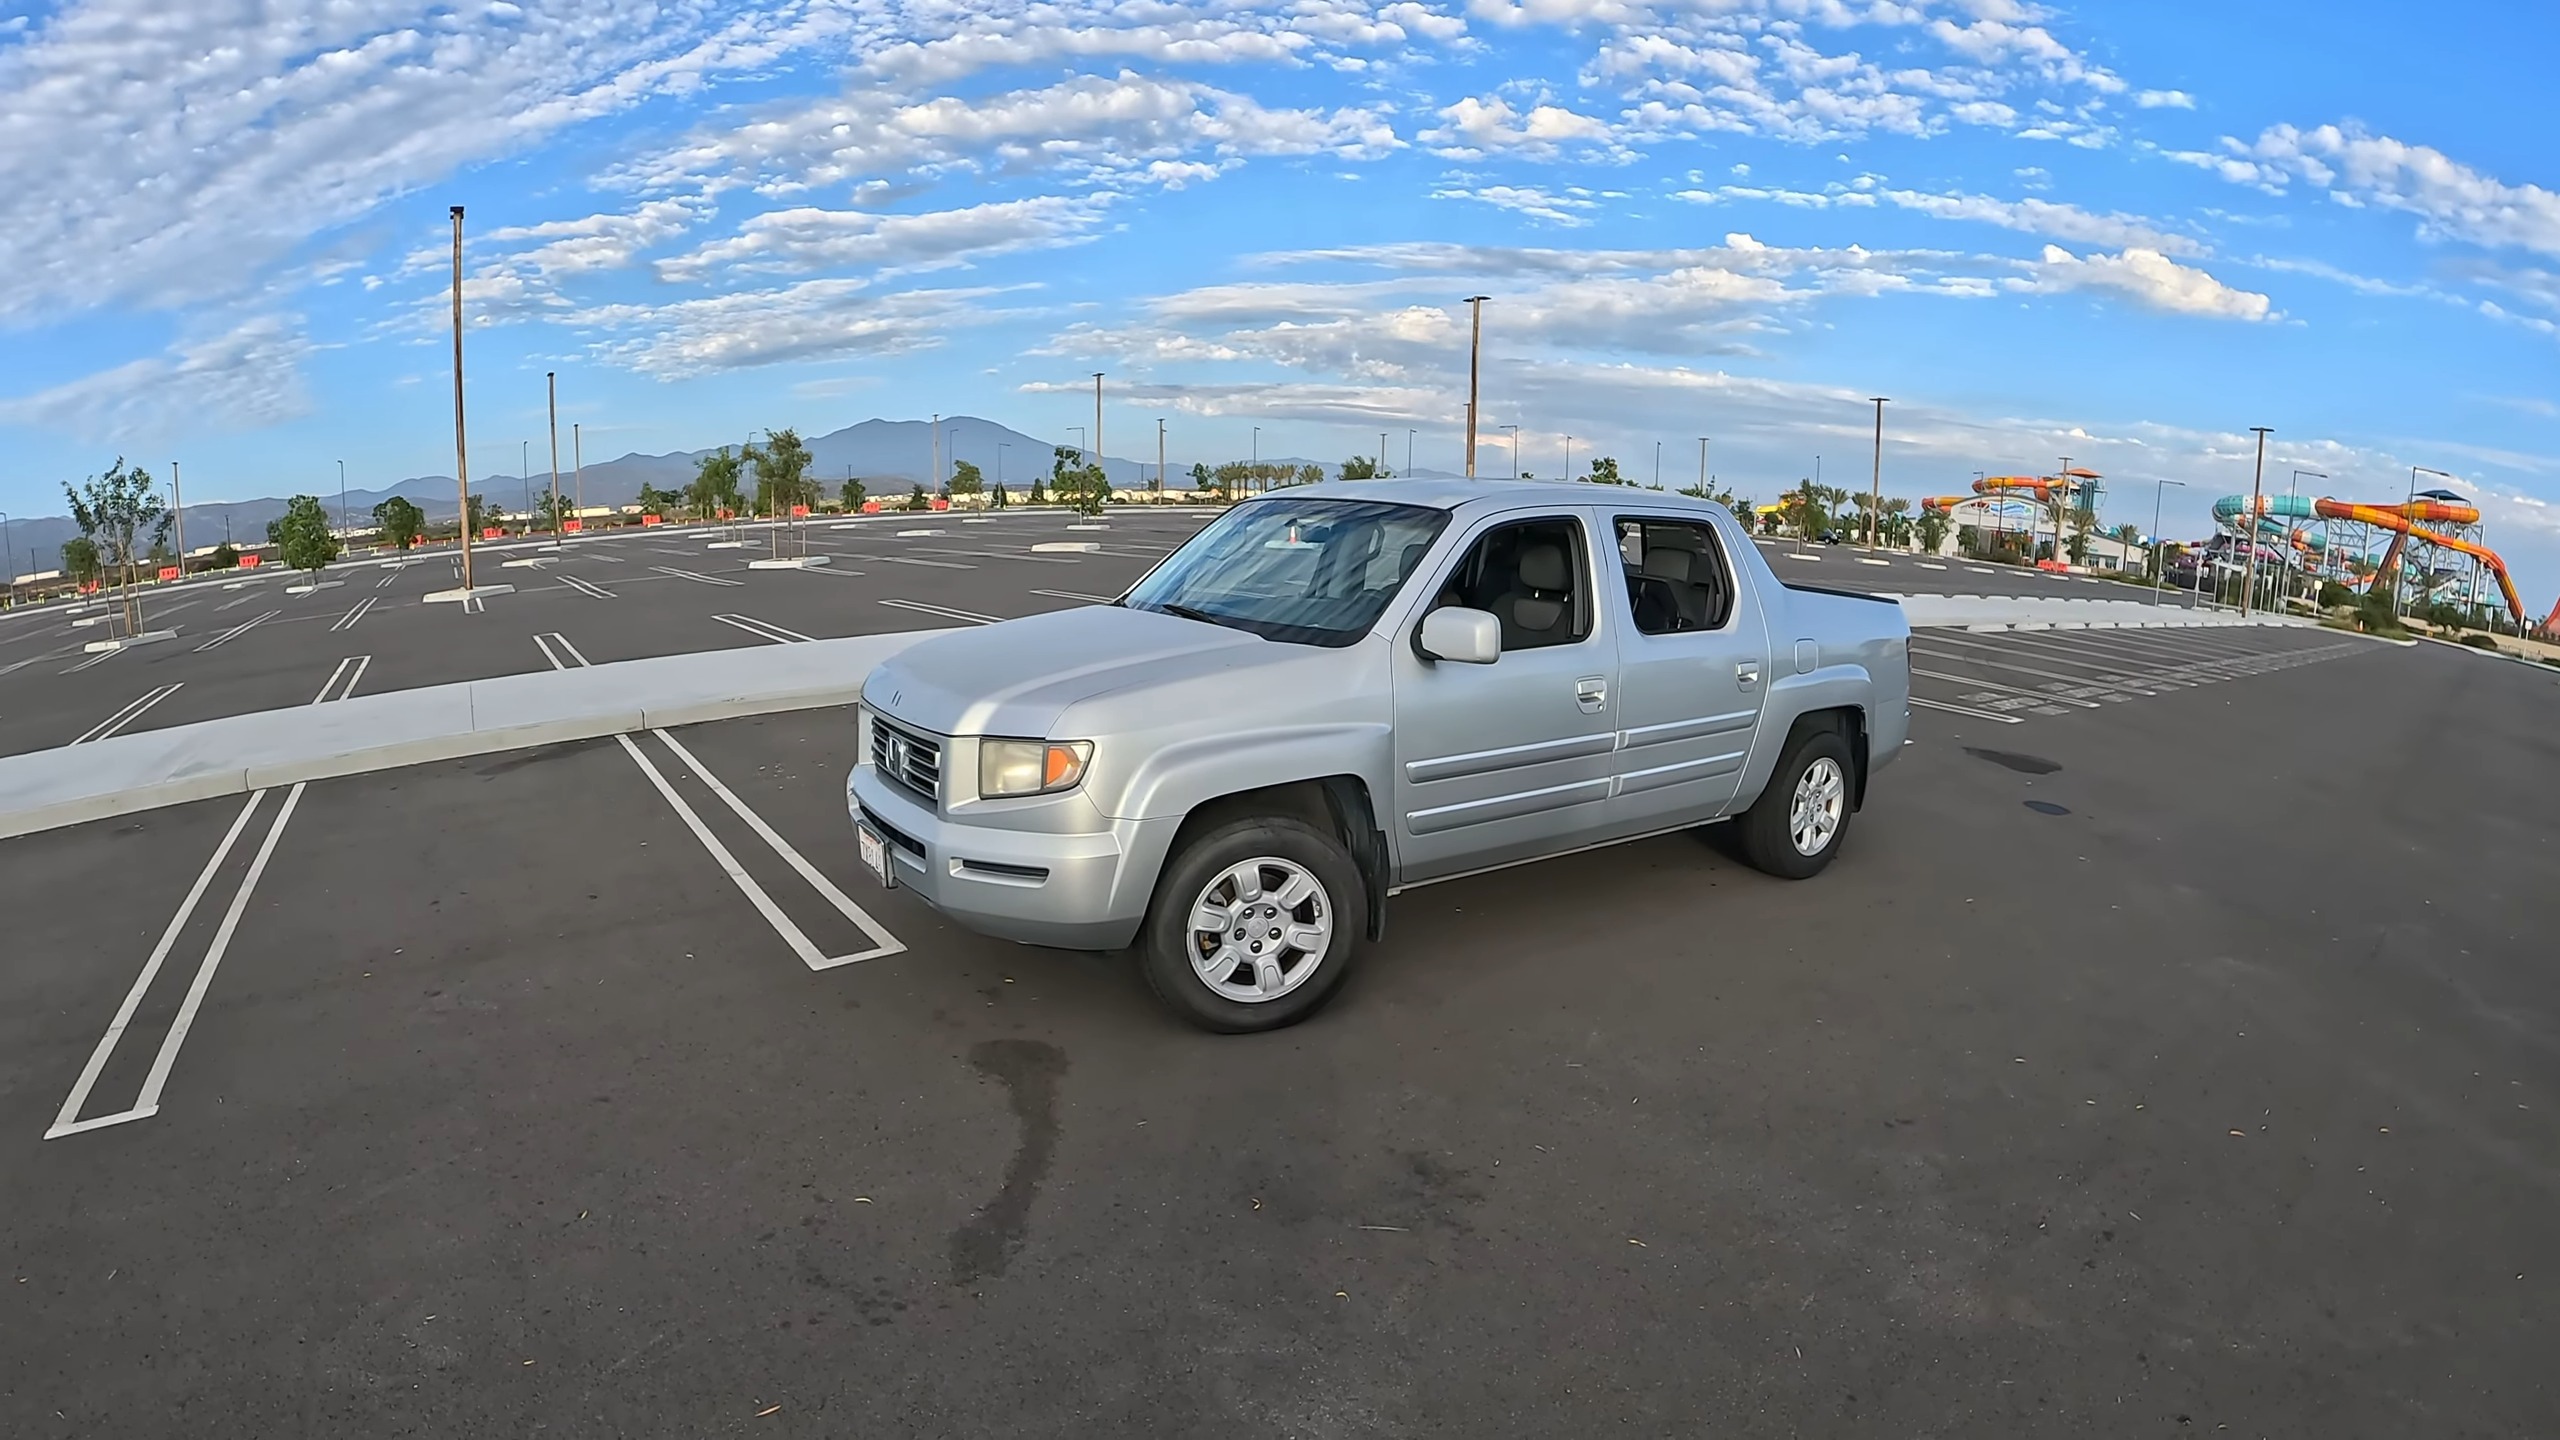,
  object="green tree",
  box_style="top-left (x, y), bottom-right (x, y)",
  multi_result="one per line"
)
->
top-left (208, 542), bottom-right (241, 570)
top-left (1916, 509), bottom-right (1951, 555)
top-left (2064, 530), bottom-right (2090, 565)
top-left (2317, 579), bottom-right (2355, 609)
top-left (1051, 445), bottom-right (1110, 516)
top-left (1296, 463), bottom-right (1324, 487)
top-left (1340, 455), bottom-right (1384, 481)
top-left (949, 459), bottom-right (985, 498)
top-left (2111, 522), bottom-right (2142, 546)
top-left (992, 481), bottom-right (1009, 509)
top-left (840, 476), bottom-right (868, 511)
top-left (1586, 455), bottom-right (1628, 486)
top-left (635, 483), bottom-right (680, 518)
top-left (901, 483), bottom-right (932, 512)
top-left (61, 536), bottom-right (102, 588)
top-left (2356, 584), bottom-right (2402, 634)
top-left (687, 447), bottom-right (745, 521)
top-left (1189, 462), bottom-right (1220, 500)
top-left (273, 495), bottom-right (340, 575)
top-left (65, 457), bottom-right (170, 634)
top-left (534, 489), bottom-right (577, 532)
top-left (465, 493), bottom-right (491, 534)
top-left (749, 428), bottom-right (817, 516)
top-left (372, 495), bottom-right (426, 551)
